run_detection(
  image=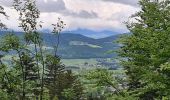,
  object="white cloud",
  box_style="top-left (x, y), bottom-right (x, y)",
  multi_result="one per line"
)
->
top-left (1, 6), bottom-right (20, 31)
top-left (0, 0), bottom-right (140, 34)
top-left (101, 0), bottom-right (139, 7)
